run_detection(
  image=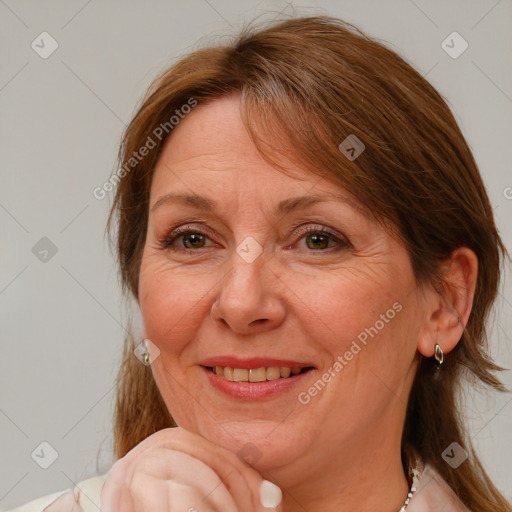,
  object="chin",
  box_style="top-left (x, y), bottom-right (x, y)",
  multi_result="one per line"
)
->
top-left (201, 418), bottom-right (309, 470)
